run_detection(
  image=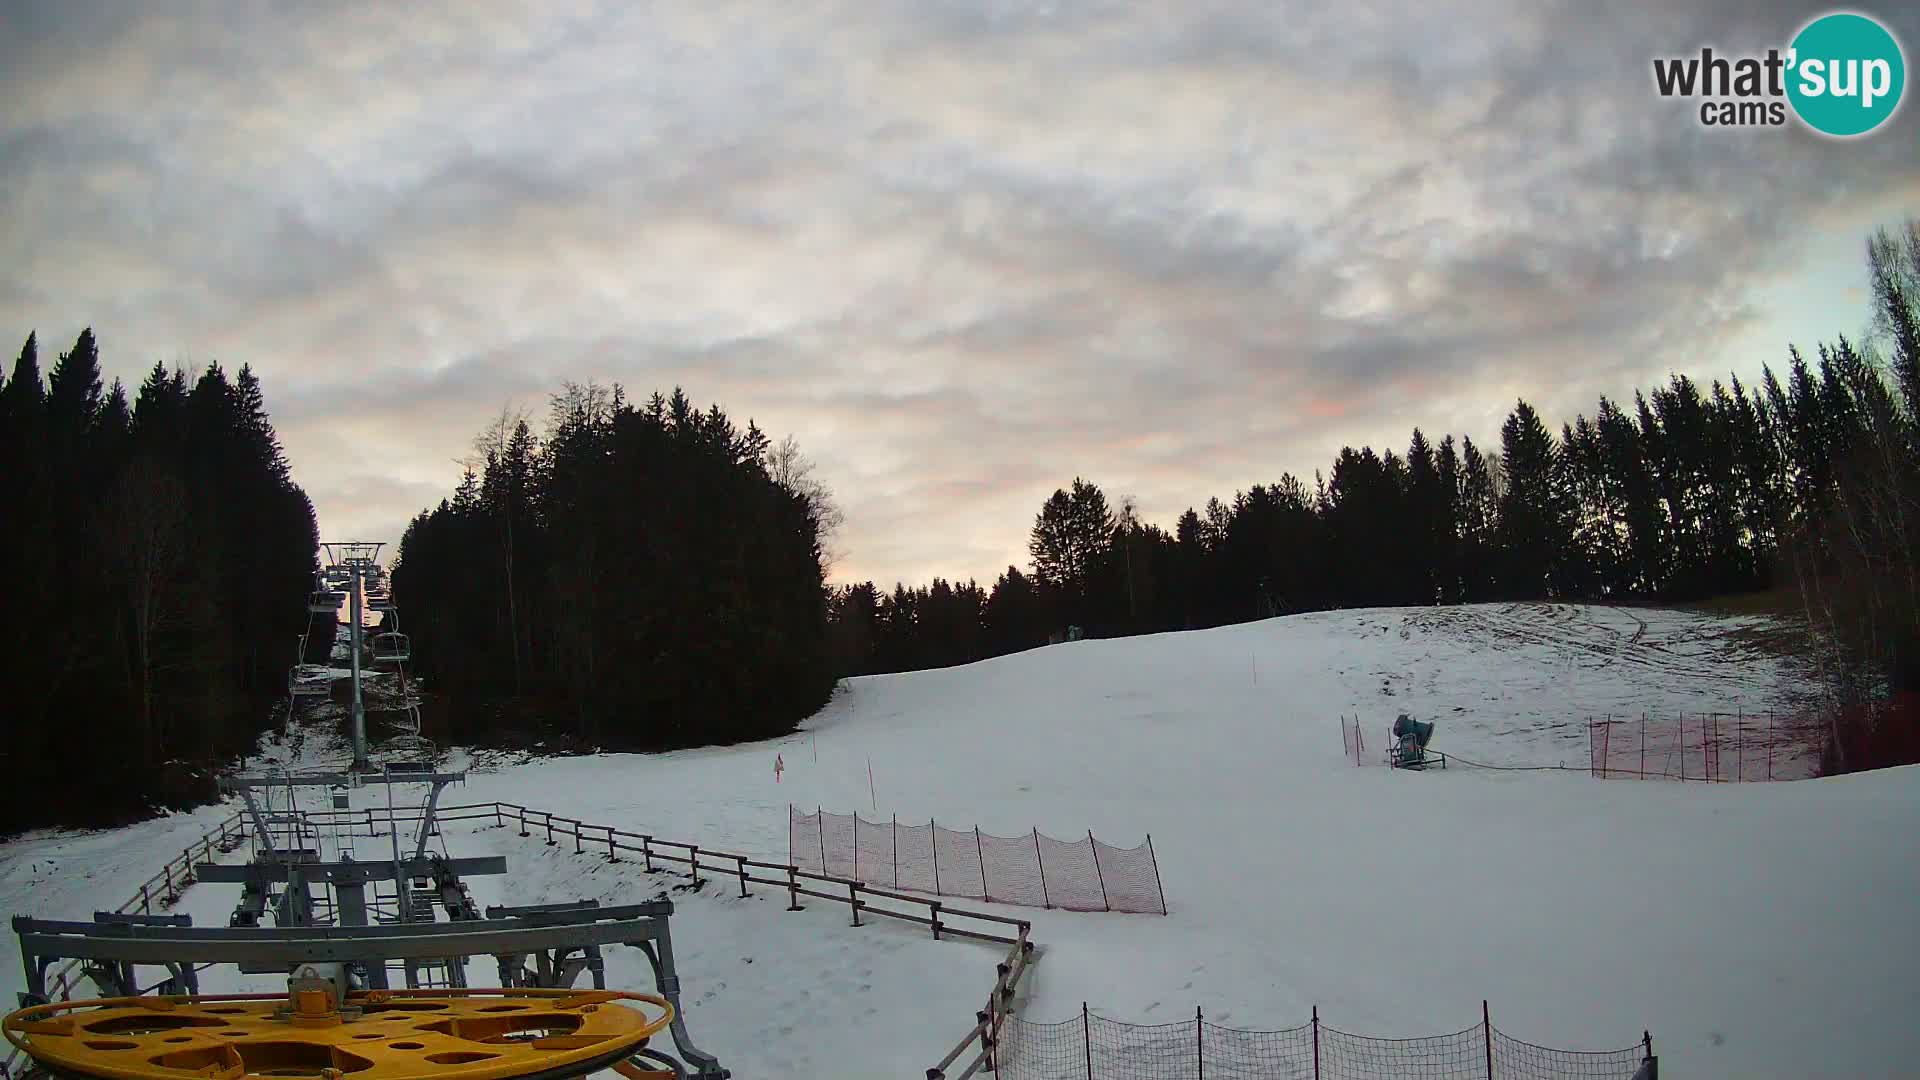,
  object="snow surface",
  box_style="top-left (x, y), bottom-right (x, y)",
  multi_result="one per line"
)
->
top-left (4, 602), bottom-right (1916, 1079)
